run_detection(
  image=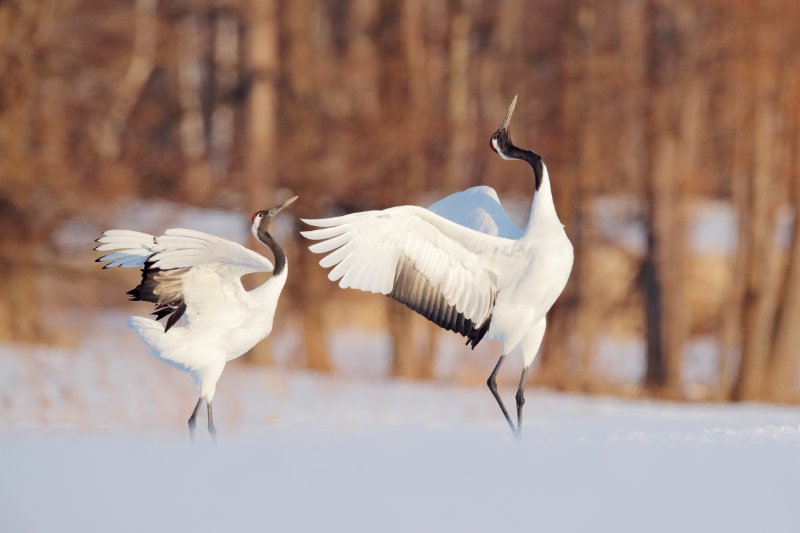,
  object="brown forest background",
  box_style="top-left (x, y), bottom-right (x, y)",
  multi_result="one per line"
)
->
top-left (2, 0), bottom-right (800, 402)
